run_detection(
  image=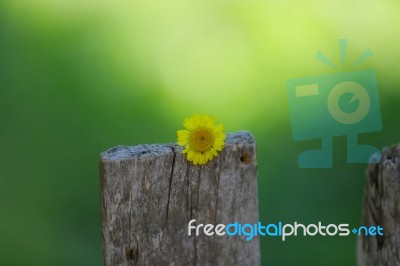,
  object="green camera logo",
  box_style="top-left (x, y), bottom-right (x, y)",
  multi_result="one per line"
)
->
top-left (287, 40), bottom-right (382, 168)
